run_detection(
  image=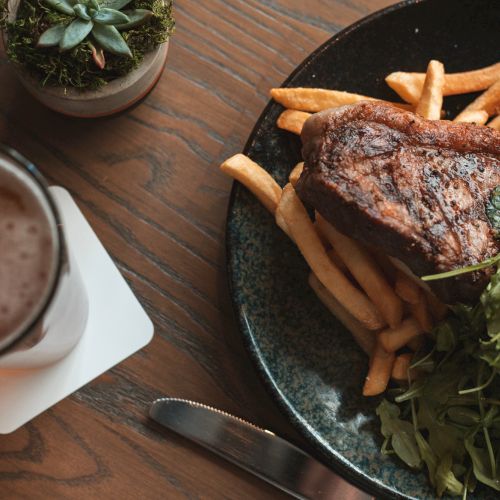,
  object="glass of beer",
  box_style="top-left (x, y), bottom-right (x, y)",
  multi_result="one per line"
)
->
top-left (0, 145), bottom-right (88, 369)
